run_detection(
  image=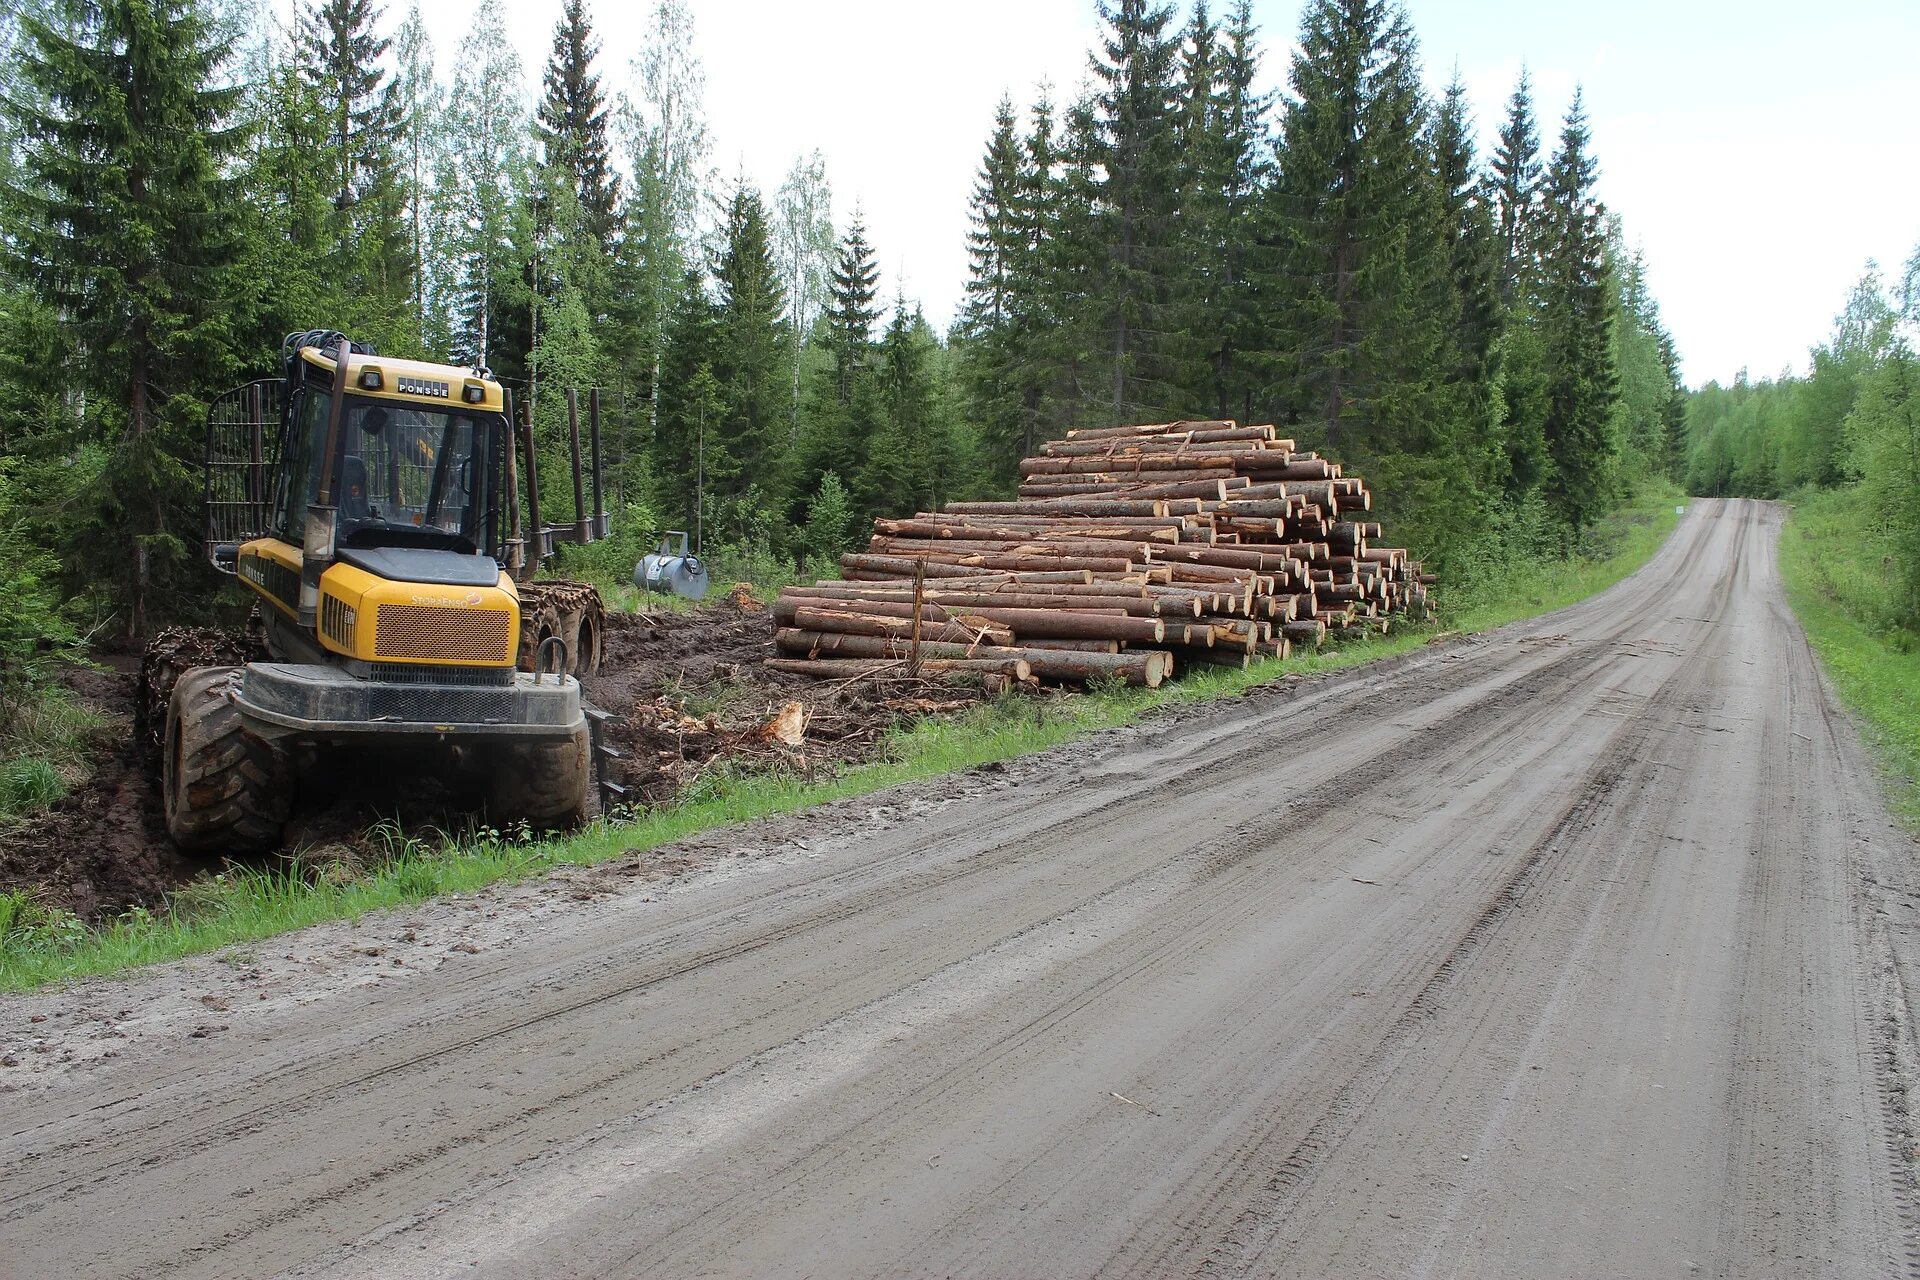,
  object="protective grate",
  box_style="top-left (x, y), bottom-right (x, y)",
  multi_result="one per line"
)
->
top-left (367, 685), bottom-right (516, 724)
top-left (204, 379), bottom-right (285, 569)
top-left (320, 595), bottom-right (358, 649)
top-left (373, 604), bottom-right (512, 664)
top-left (370, 663), bottom-right (513, 687)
